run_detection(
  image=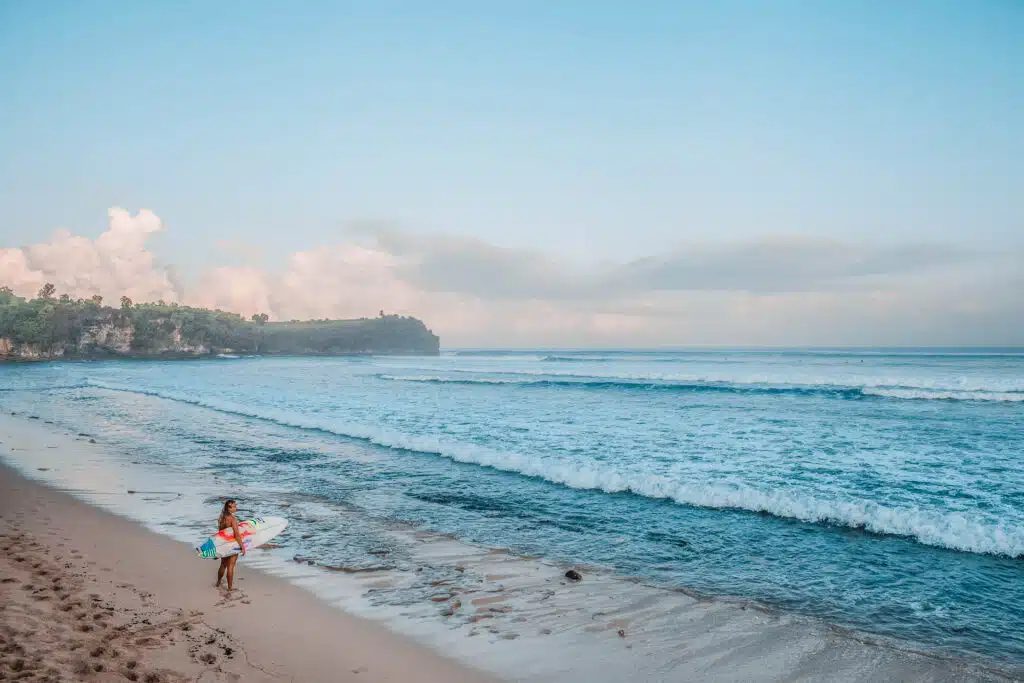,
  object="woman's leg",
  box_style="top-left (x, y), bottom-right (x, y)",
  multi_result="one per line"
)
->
top-left (217, 557), bottom-right (228, 587)
top-left (226, 555), bottom-right (239, 591)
